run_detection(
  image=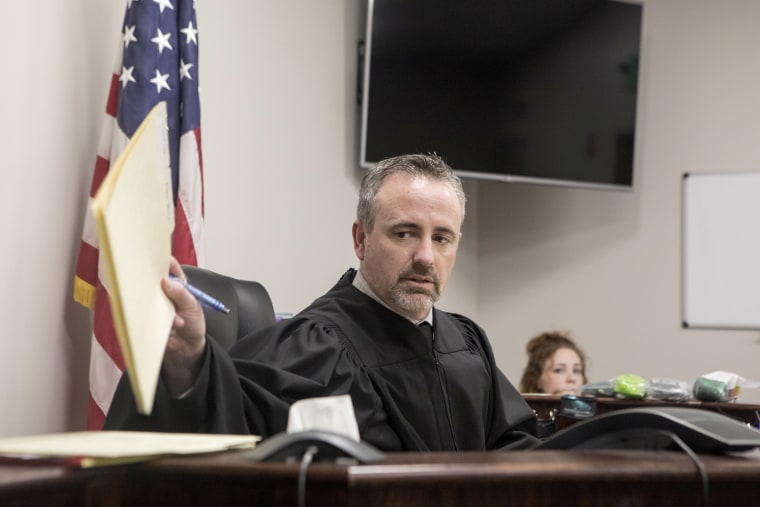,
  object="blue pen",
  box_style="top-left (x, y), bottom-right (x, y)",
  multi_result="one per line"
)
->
top-left (169, 275), bottom-right (230, 314)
